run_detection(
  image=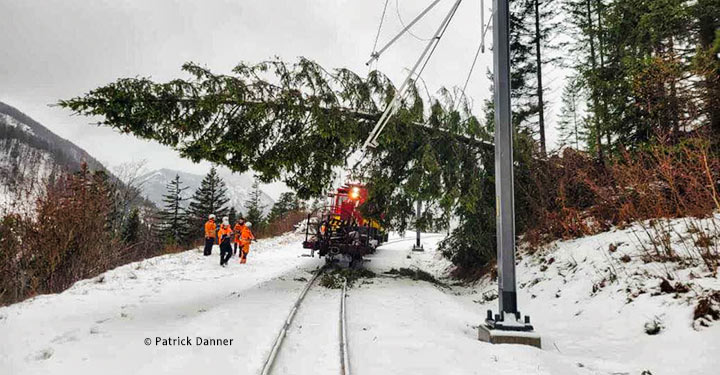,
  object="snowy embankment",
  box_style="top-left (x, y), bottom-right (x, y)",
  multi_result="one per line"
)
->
top-left (357, 221), bottom-right (719, 375)
top-left (0, 233), bottom-right (325, 375)
top-left (1, 219), bottom-right (719, 375)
